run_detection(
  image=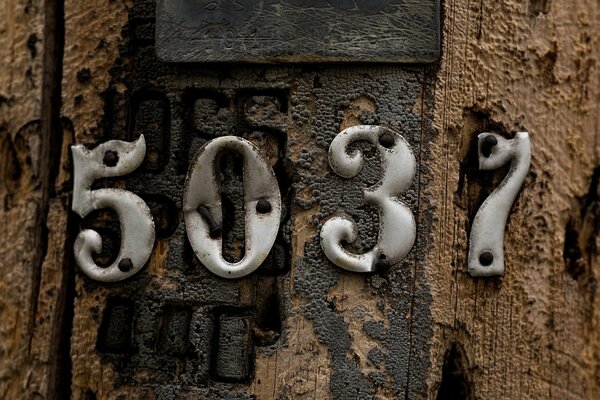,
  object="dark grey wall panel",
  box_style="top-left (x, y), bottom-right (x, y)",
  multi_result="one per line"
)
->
top-left (156, 0), bottom-right (440, 63)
